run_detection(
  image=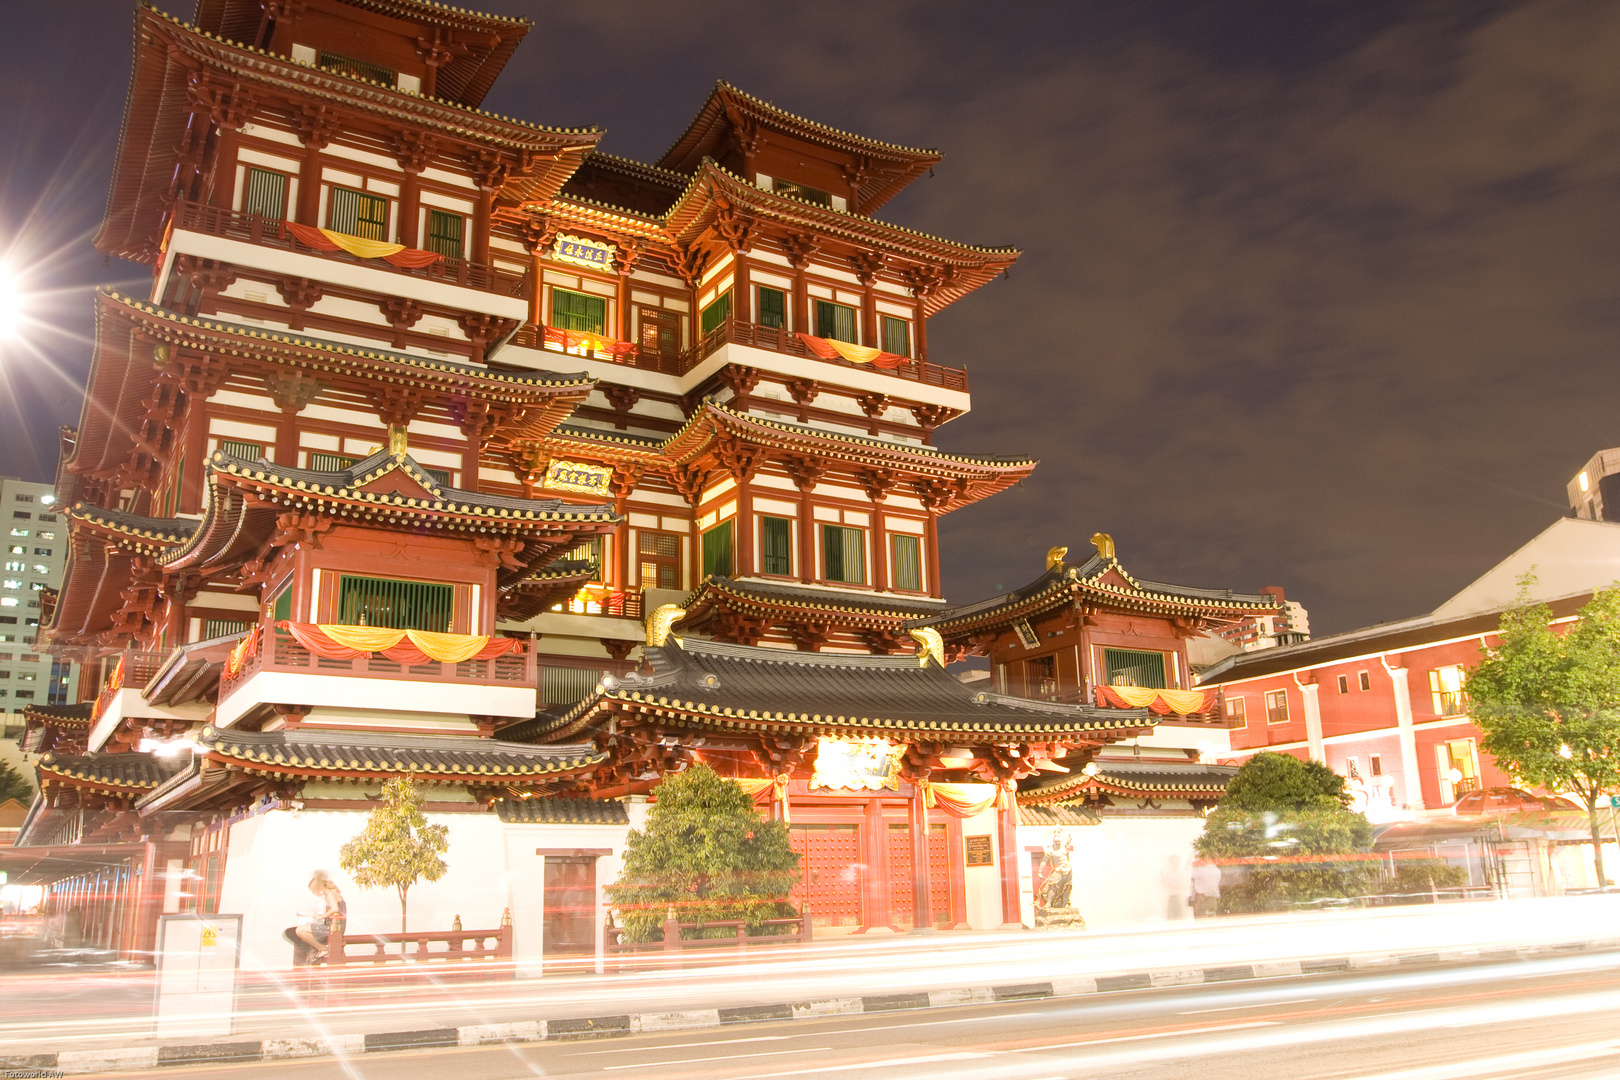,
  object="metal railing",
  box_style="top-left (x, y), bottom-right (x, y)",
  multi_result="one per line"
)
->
top-left (508, 316), bottom-right (969, 392)
top-left (170, 201), bottom-right (528, 297)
